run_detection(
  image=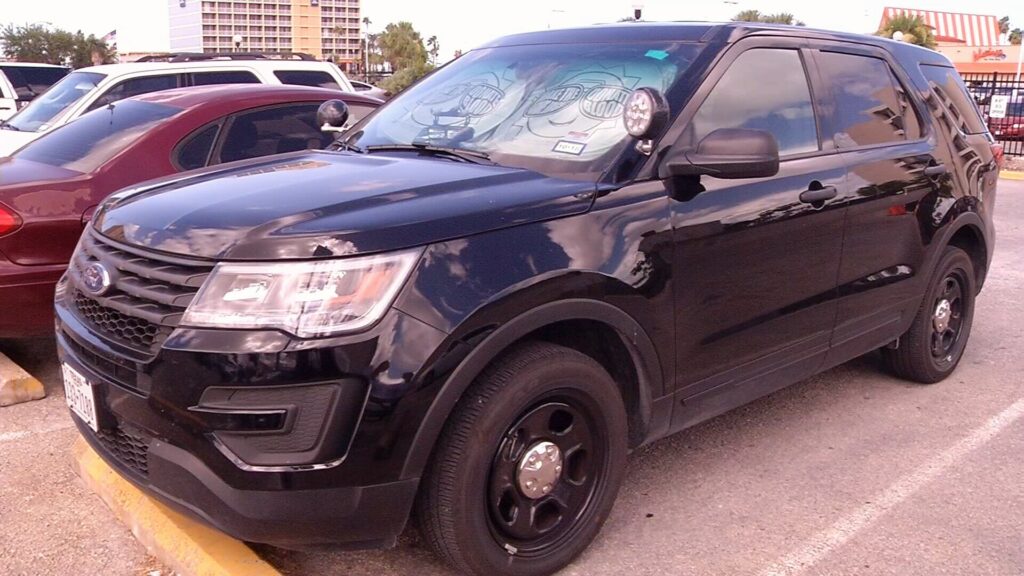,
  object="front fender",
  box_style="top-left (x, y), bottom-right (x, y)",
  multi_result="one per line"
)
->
top-left (397, 295), bottom-right (664, 480)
